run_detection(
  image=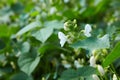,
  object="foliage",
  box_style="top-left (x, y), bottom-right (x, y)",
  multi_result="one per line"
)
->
top-left (0, 0), bottom-right (120, 80)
